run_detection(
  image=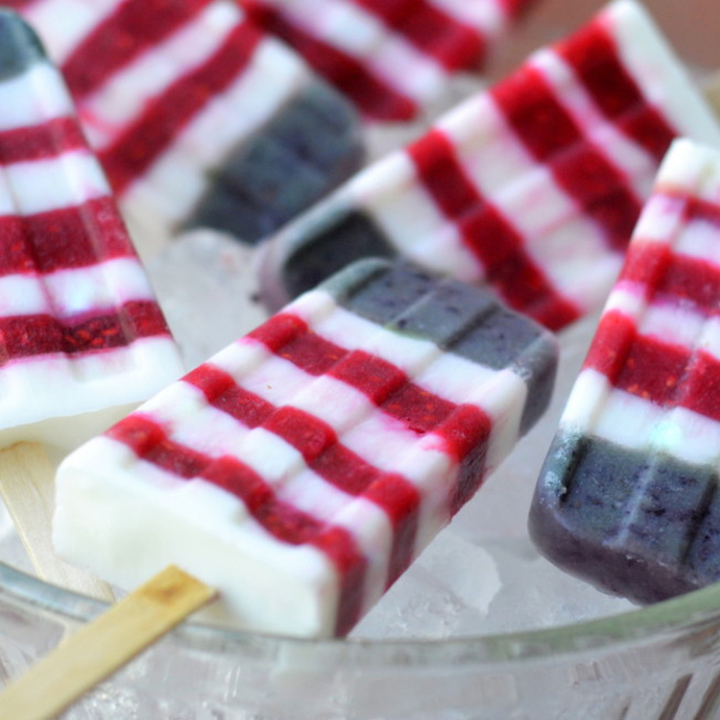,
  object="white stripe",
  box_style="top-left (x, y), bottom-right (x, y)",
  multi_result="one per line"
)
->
top-left (430, 0), bottom-right (505, 36)
top-left (350, 152), bottom-right (483, 283)
top-left (561, 368), bottom-right (612, 433)
top-left (603, 1), bottom-right (720, 149)
top-left (22, 0), bottom-right (122, 64)
top-left (676, 215), bottom-right (720, 271)
top-left (360, 32), bottom-right (446, 106)
top-left (118, 37), bottom-right (307, 225)
top-left (631, 192), bottom-right (687, 246)
top-left (562, 368), bottom-right (720, 467)
top-left (0, 258), bottom-right (156, 320)
top-left (2, 150), bottom-right (110, 215)
top-left (0, 274), bottom-right (47, 315)
top-left (658, 405), bottom-right (720, 466)
top-left (0, 62), bottom-right (74, 131)
top-left (561, 369), bottom-right (660, 450)
top-left (80, 1), bottom-right (242, 150)
top-left (0, 172), bottom-right (14, 216)
top-left (47, 257), bottom-right (155, 317)
top-left (637, 298), bottom-right (706, 351)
